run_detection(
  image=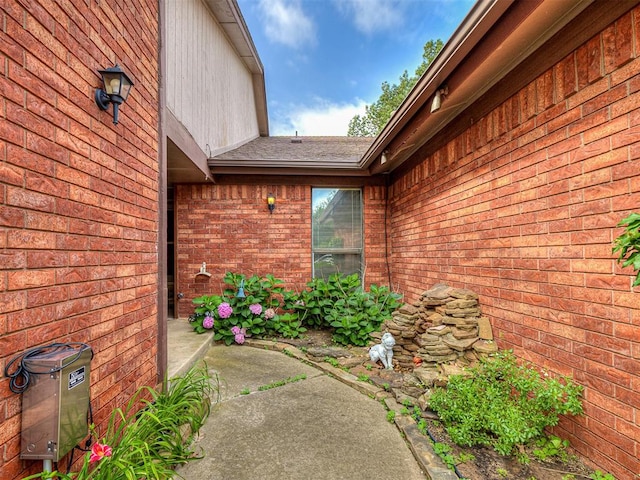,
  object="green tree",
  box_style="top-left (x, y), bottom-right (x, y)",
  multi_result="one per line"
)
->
top-left (348, 39), bottom-right (444, 137)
